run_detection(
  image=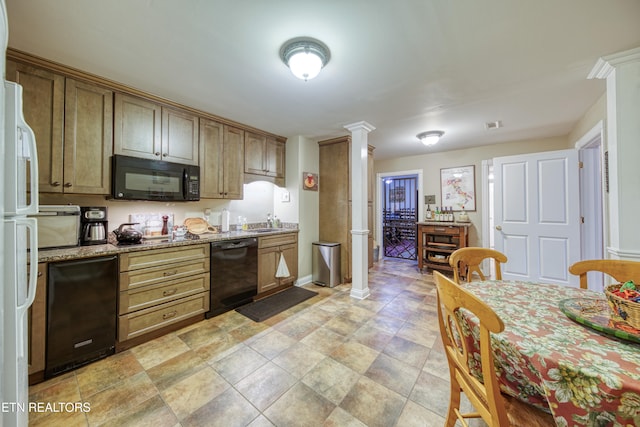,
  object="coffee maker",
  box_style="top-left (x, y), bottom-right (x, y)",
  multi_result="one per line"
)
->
top-left (80, 206), bottom-right (108, 245)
